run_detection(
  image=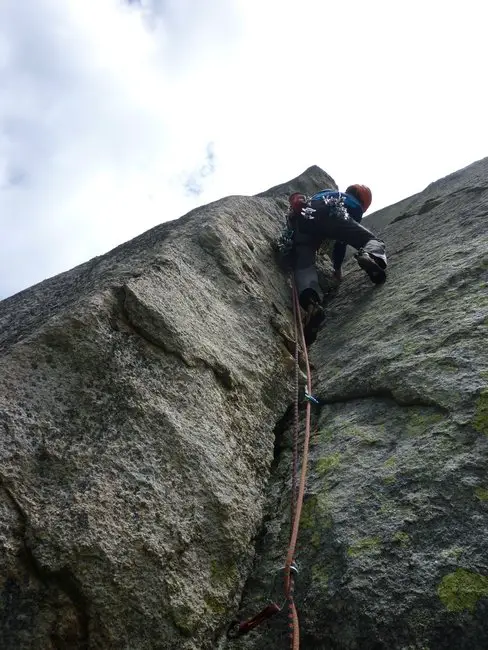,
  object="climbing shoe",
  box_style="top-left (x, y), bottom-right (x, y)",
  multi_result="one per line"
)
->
top-left (303, 301), bottom-right (325, 347)
top-left (299, 288), bottom-right (321, 310)
top-left (355, 250), bottom-right (387, 285)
